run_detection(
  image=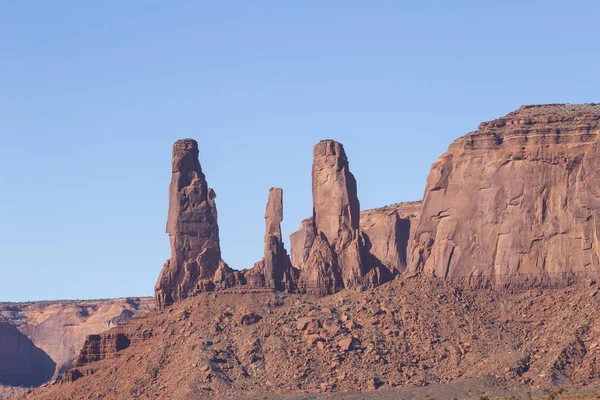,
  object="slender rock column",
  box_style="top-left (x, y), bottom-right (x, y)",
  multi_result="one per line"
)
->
top-left (154, 139), bottom-right (226, 309)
